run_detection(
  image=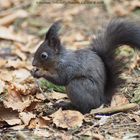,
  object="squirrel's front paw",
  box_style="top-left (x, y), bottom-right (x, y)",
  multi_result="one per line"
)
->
top-left (31, 68), bottom-right (43, 78)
